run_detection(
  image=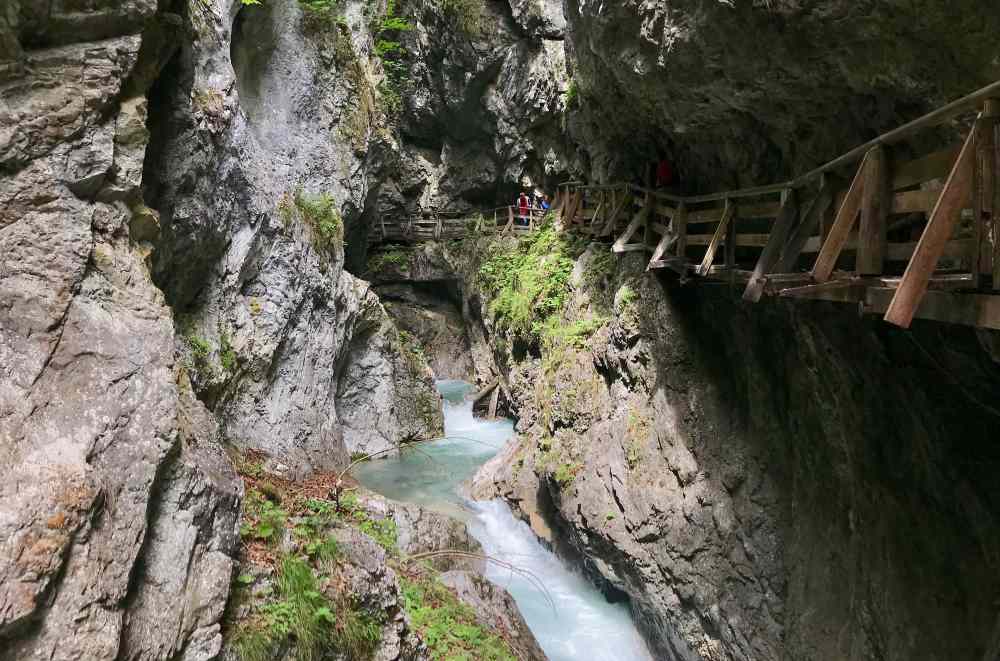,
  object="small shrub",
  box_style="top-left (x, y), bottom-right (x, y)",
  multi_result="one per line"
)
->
top-left (565, 78), bottom-right (579, 109)
top-left (367, 248), bottom-right (410, 272)
top-left (286, 189), bottom-right (344, 252)
top-left (553, 461), bottom-right (583, 486)
top-left (401, 575), bottom-right (516, 661)
top-left (240, 489), bottom-right (288, 543)
top-left (617, 285), bottom-right (637, 308)
top-left (188, 335), bottom-right (212, 366)
top-left (299, 0), bottom-right (345, 32)
top-left (358, 515), bottom-right (397, 552)
top-left (220, 332), bottom-right (237, 372)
